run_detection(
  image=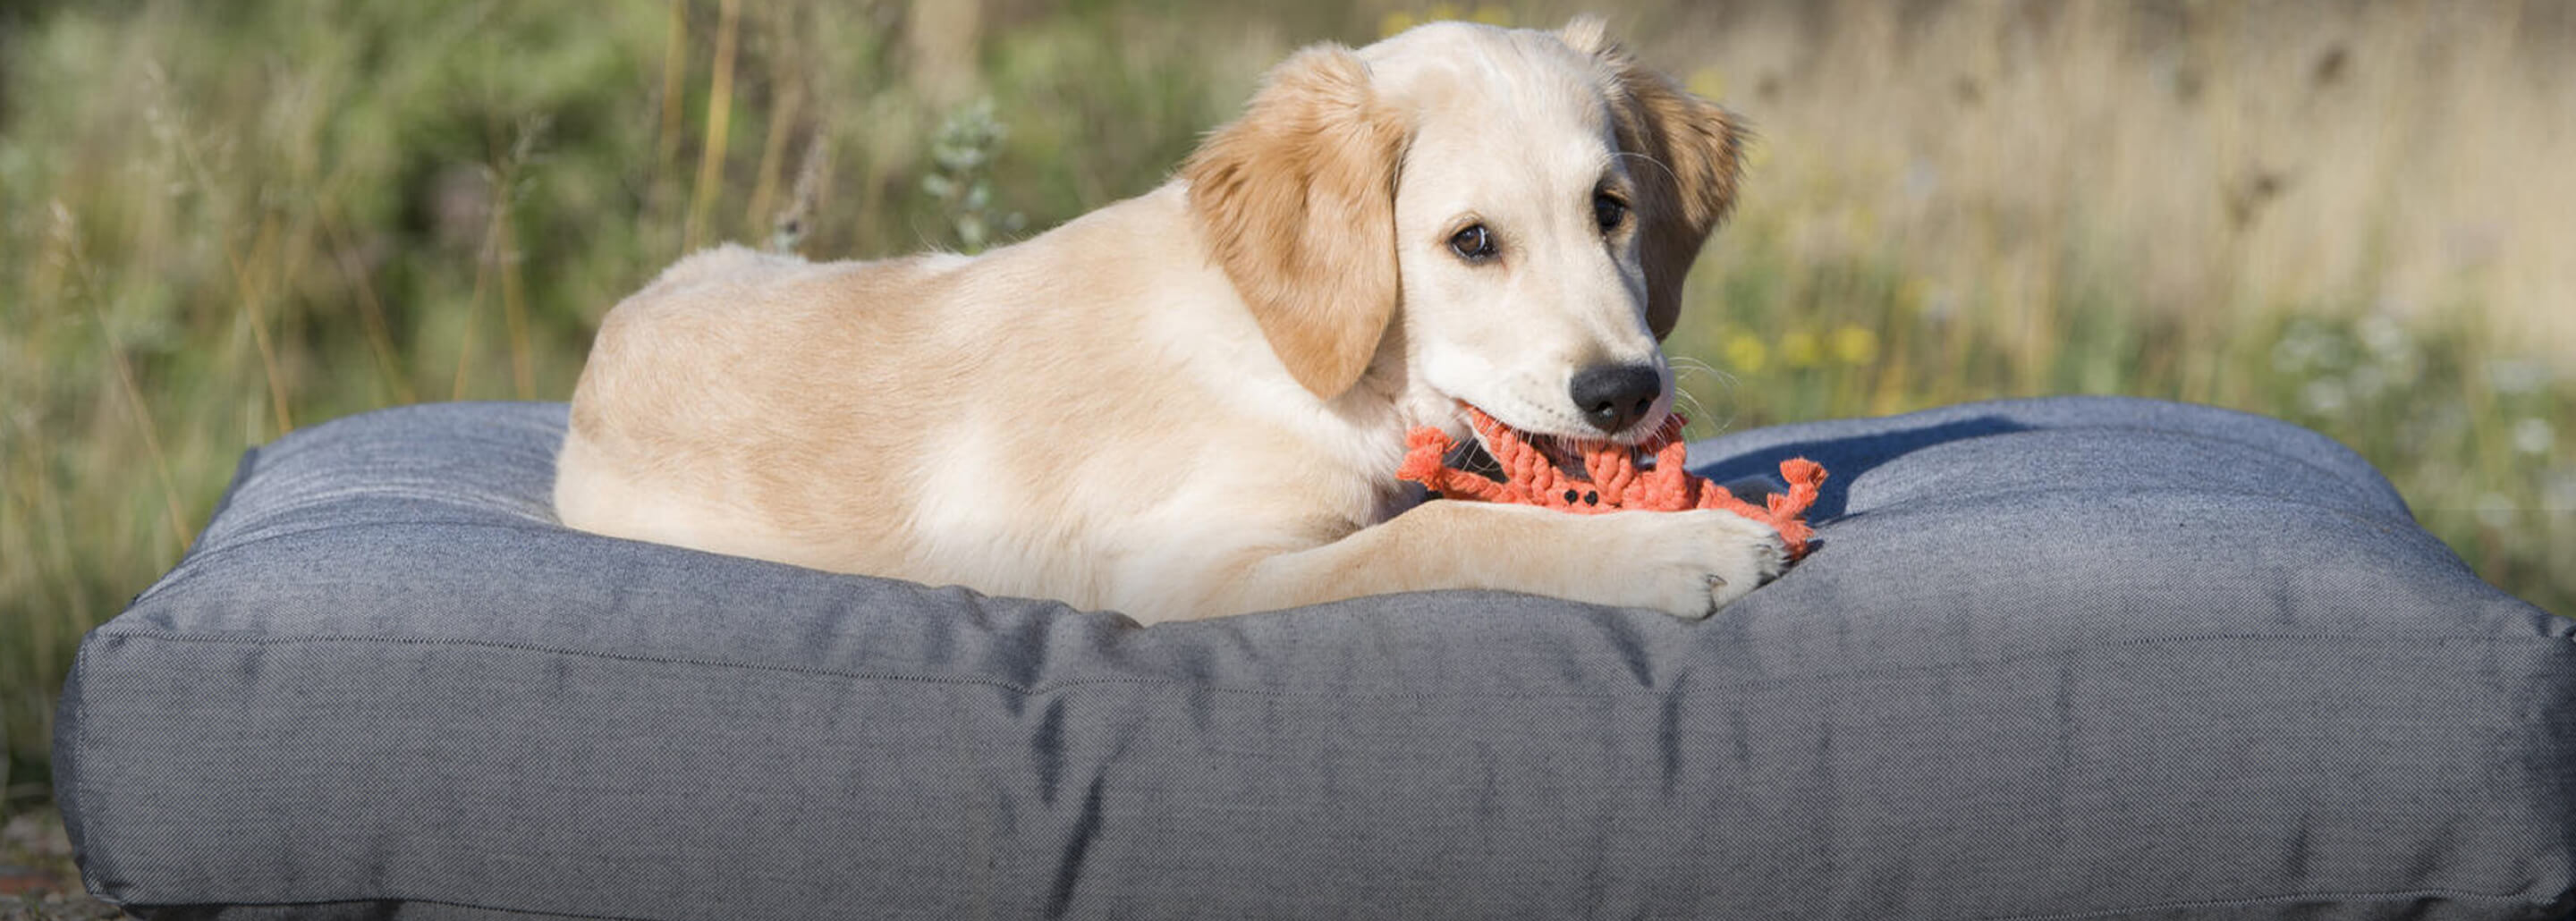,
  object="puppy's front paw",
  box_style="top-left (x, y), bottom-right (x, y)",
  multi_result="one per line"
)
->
top-left (1622, 510), bottom-right (1788, 619)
